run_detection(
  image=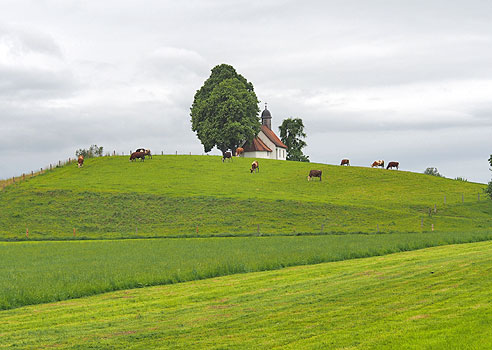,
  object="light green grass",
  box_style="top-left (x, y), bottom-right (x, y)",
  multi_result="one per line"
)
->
top-left (2, 230), bottom-right (492, 310)
top-left (1, 241), bottom-right (491, 349)
top-left (0, 155), bottom-right (489, 239)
